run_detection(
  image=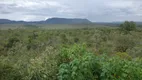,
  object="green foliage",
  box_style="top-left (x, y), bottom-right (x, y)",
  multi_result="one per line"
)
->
top-left (115, 35), bottom-right (135, 52)
top-left (115, 52), bottom-right (132, 60)
top-left (58, 44), bottom-right (101, 80)
top-left (0, 63), bottom-right (22, 80)
top-left (0, 46), bottom-right (58, 80)
top-left (73, 37), bottom-right (79, 43)
top-left (120, 21), bottom-right (136, 32)
top-left (100, 57), bottom-right (142, 80)
top-left (58, 44), bottom-right (142, 80)
top-left (60, 34), bottom-right (68, 44)
top-left (5, 37), bottom-right (20, 50)
top-left (0, 27), bottom-right (142, 80)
